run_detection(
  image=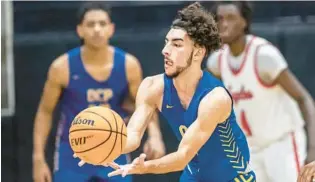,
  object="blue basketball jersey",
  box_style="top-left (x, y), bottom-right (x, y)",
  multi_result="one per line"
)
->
top-left (54, 47), bottom-right (131, 181)
top-left (58, 46), bottom-right (129, 142)
top-left (160, 71), bottom-right (254, 182)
